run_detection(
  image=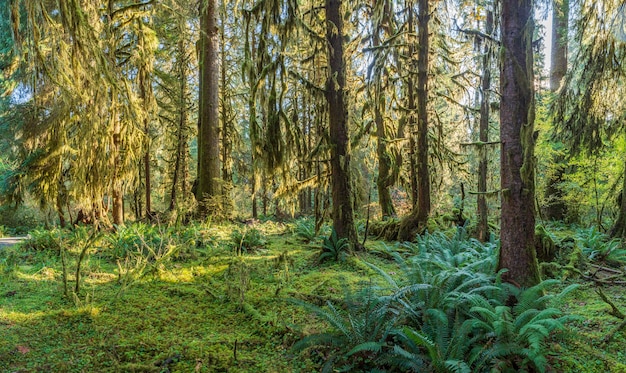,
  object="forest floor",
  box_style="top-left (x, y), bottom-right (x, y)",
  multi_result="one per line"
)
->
top-left (0, 221), bottom-right (625, 372)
